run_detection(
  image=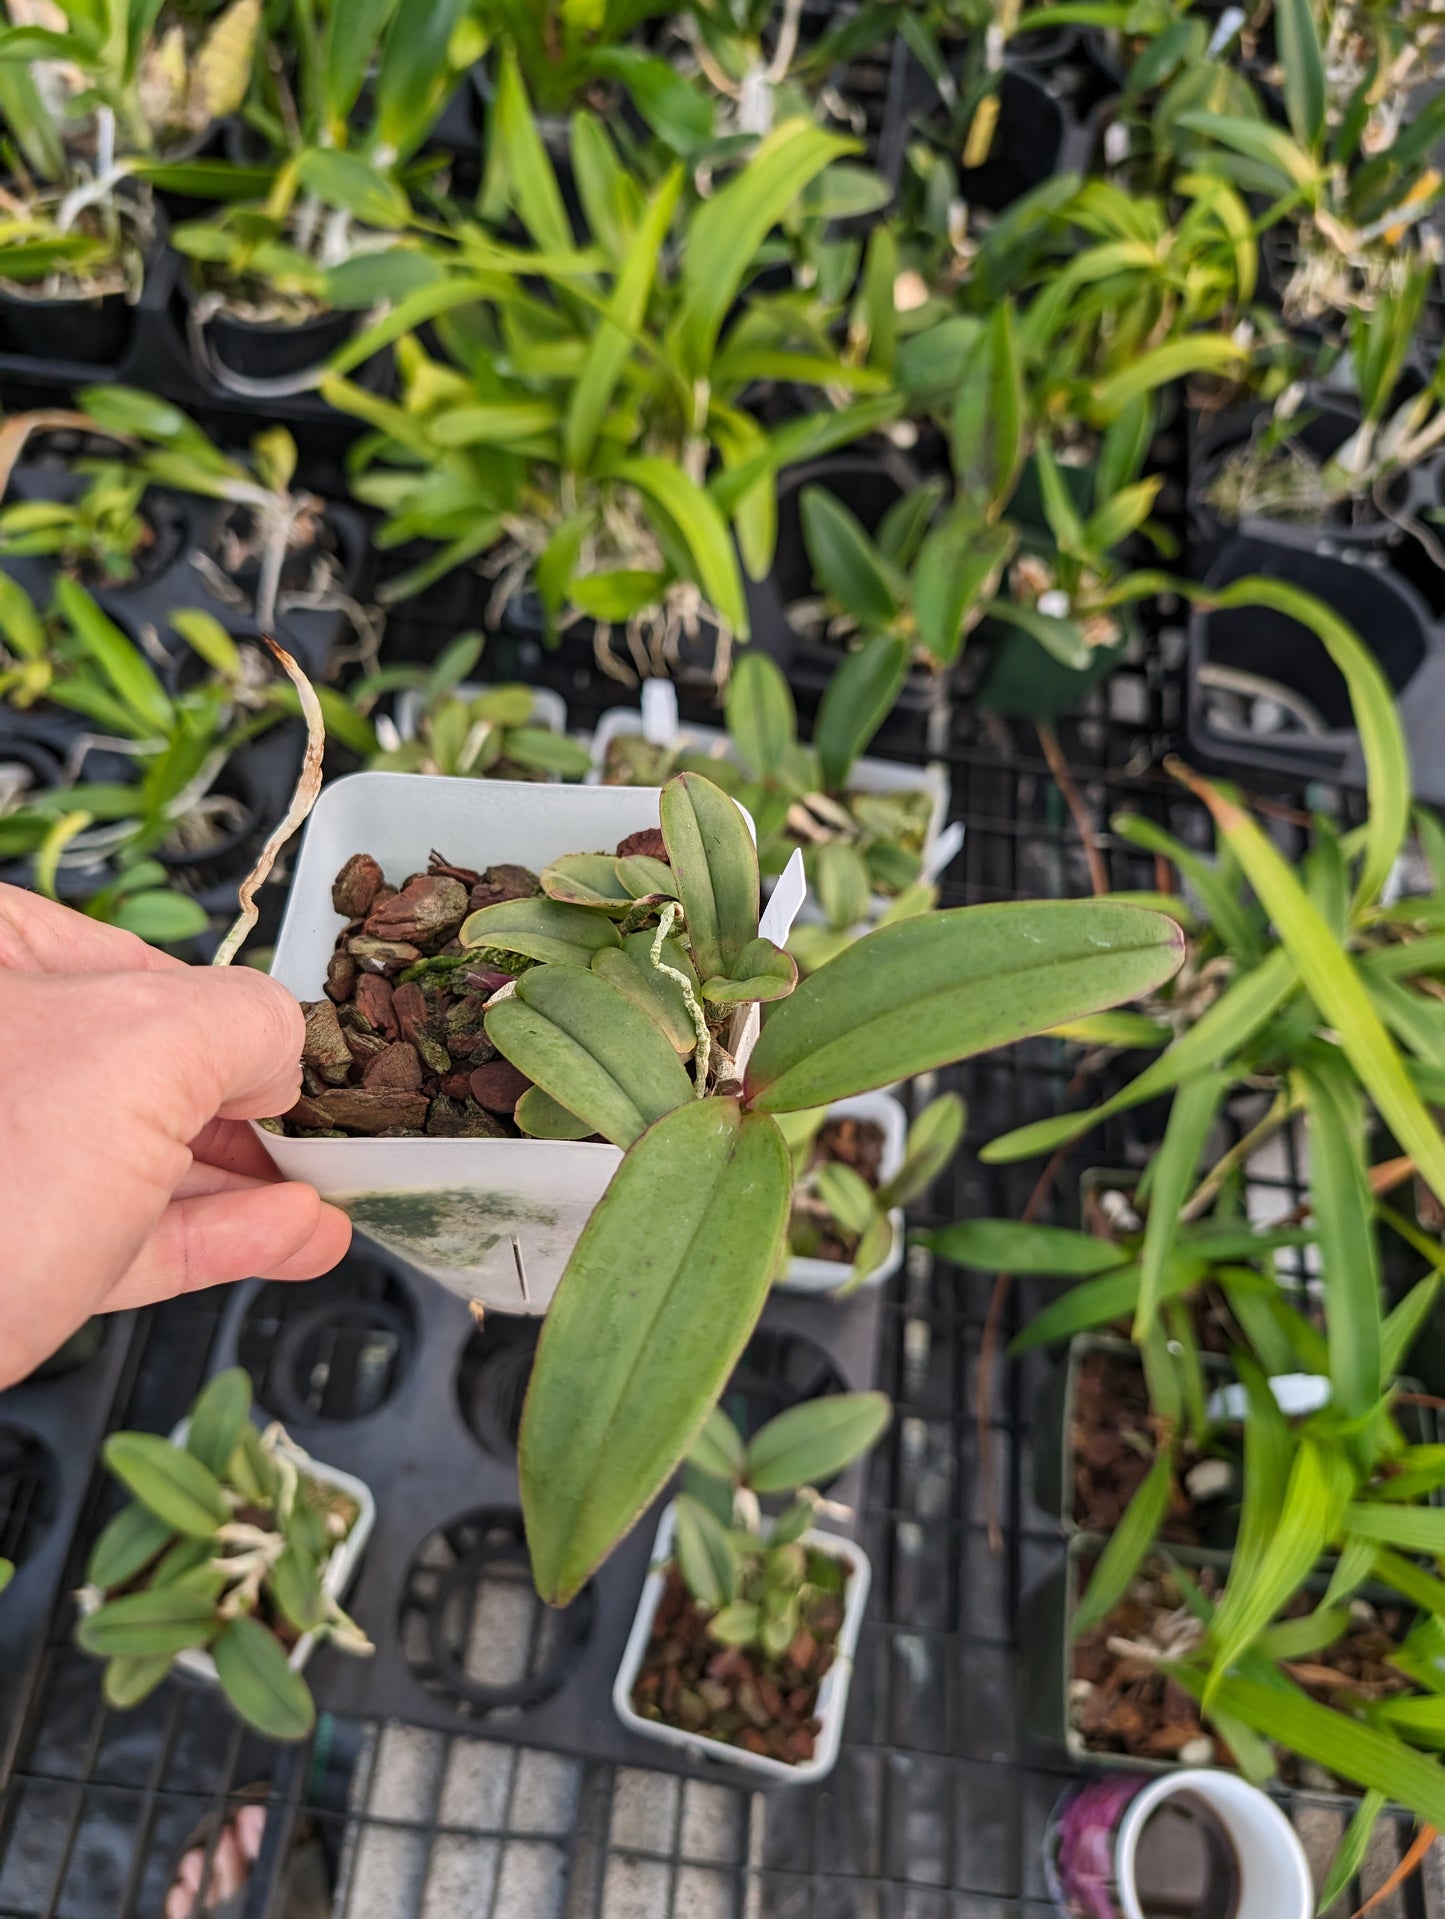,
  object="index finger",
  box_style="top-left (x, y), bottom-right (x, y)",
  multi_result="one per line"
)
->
top-left (0, 885), bottom-right (188, 976)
